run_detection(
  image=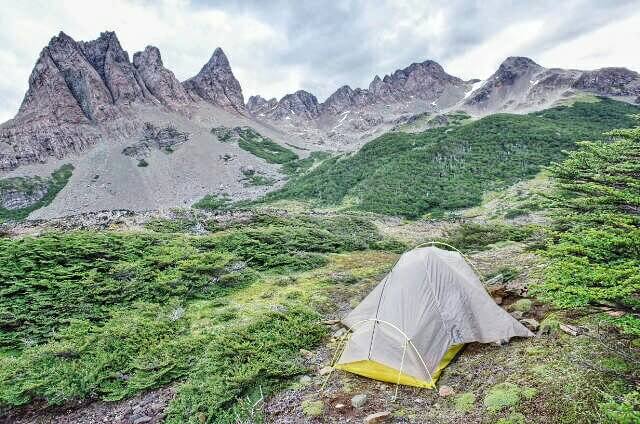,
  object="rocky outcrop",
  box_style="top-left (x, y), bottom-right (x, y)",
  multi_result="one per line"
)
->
top-left (572, 67), bottom-right (640, 96)
top-left (246, 95), bottom-right (278, 115)
top-left (0, 32), bottom-right (248, 171)
top-left (183, 48), bottom-right (245, 111)
top-left (133, 46), bottom-right (191, 110)
top-left (270, 90), bottom-right (321, 120)
top-left (79, 31), bottom-right (156, 107)
top-left (0, 185), bottom-right (48, 210)
top-left (463, 57), bottom-right (640, 114)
